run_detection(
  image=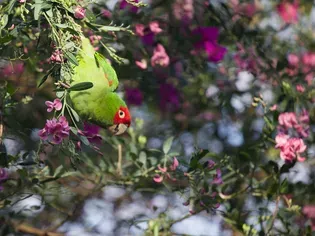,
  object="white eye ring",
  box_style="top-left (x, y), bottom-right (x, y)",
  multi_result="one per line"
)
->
top-left (119, 110), bottom-right (125, 118)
